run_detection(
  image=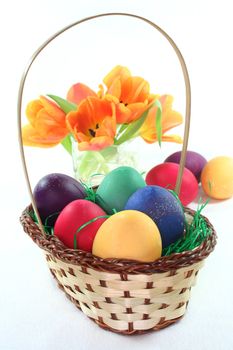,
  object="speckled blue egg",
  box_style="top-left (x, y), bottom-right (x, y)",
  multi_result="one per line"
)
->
top-left (124, 185), bottom-right (185, 248)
